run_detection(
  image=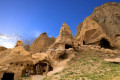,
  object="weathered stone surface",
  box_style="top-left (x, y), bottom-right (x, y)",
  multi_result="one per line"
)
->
top-left (104, 58), bottom-right (120, 63)
top-left (74, 23), bottom-right (83, 39)
top-left (24, 44), bottom-right (30, 51)
top-left (74, 2), bottom-right (120, 48)
top-left (0, 46), bottom-right (31, 65)
top-left (0, 23), bottom-right (75, 80)
top-left (74, 17), bottom-right (114, 47)
top-left (0, 46), bottom-right (7, 52)
top-left (15, 40), bottom-right (24, 47)
top-left (30, 32), bottom-right (55, 54)
top-left (90, 2), bottom-right (120, 38)
top-left (104, 49), bottom-right (113, 54)
top-left (56, 22), bottom-right (73, 45)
